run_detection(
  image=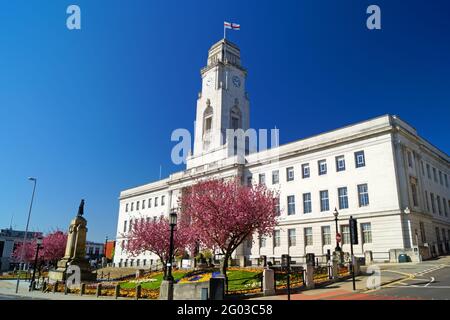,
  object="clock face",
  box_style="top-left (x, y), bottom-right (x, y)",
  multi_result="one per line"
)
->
top-left (232, 75), bottom-right (241, 88)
